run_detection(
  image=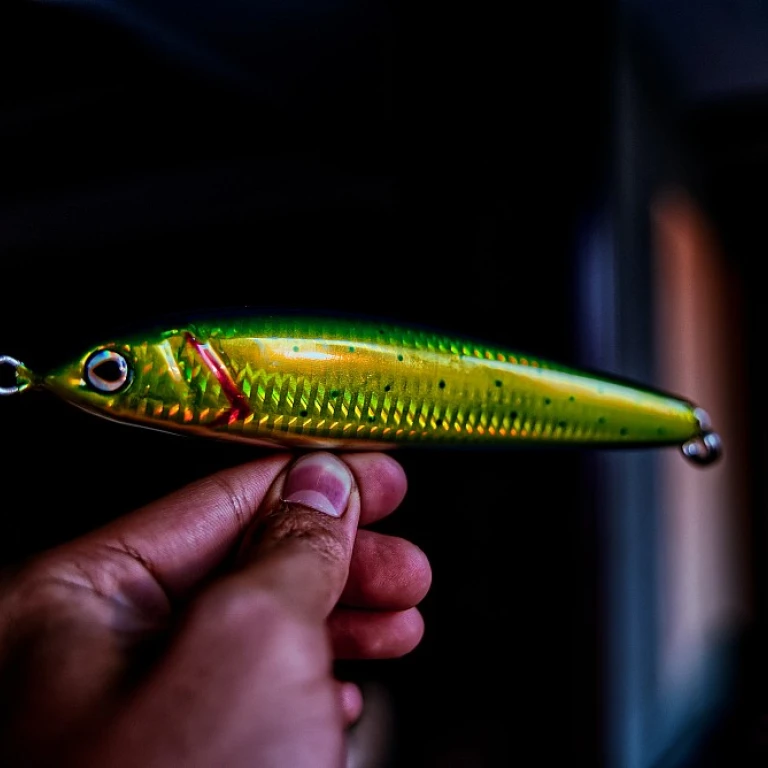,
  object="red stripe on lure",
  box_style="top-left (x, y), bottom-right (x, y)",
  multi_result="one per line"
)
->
top-left (184, 332), bottom-right (252, 426)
